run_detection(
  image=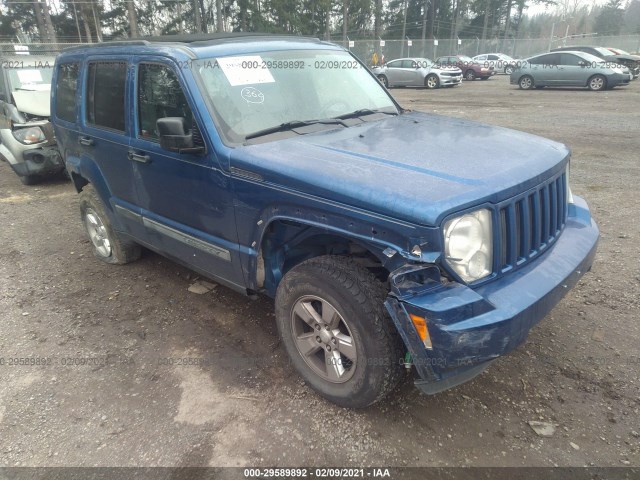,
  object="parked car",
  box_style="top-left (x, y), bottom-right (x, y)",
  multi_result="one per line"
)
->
top-left (511, 51), bottom-right (632, 90)
top-left (551, 45), bottom-right (640, 78)
top-left (606, 48), bottom-right (640, 78)
top-left (434, 54), bottom-right (496, 80)
top-left (372, 57), bottom-right (462, 89)
top-left (472, 53), bottom-right (517, 74)
top-left (0, 55), bottom-right (65, 184)
top-left (52, 34), bottom-right (598, 408)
